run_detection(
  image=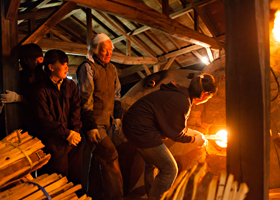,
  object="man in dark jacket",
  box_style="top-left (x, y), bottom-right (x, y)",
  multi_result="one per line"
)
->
top-left (32, 49), bottom-right (84, 185)
top-left (76, 33), bottom-right (123, 200)
top-left (123, 74), bottom-right (218, 200)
